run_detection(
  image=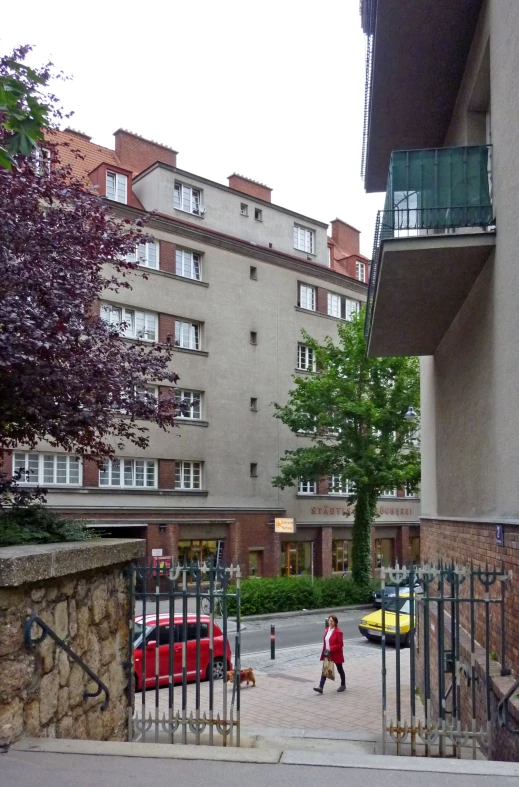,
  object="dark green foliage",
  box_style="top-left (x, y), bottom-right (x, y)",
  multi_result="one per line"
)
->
top-left (0, 506), bottom-right (94, 547)
top-left (227, 576), bottom-right (372, 616)
top-left (272, 311), bottom-right (420, 588)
